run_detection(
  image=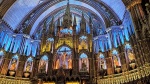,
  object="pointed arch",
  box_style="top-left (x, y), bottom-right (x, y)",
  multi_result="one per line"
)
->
top-left (38, 55), bottom-right (48, 73)
top-left (24, 57), bottom-right (33, 72)
top-left (8, 54), bottom-right (19, 71)
top-left (79, 53), bottom-right (89, 72)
